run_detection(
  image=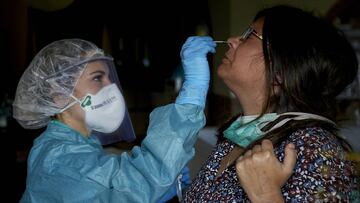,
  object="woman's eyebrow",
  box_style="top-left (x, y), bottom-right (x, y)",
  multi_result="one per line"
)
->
top-left (89, 70), bottom-right (105, 75)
